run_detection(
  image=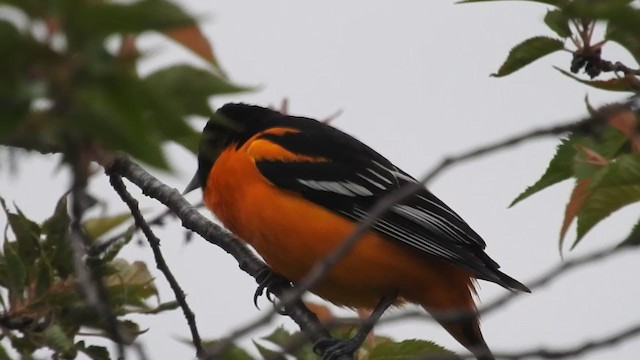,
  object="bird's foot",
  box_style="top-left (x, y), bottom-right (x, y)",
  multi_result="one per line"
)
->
top-left (253, 267), bottom-right (292, 310)
top-left (313, 336), bottom-right (361, 360)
